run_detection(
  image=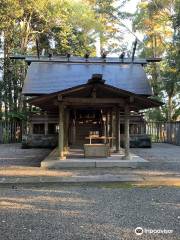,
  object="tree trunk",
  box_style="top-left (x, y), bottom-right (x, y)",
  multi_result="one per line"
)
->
top-left (0, 84), bottom-right (2, 119)
top-left (167, 95), bottom-right (173, 121)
